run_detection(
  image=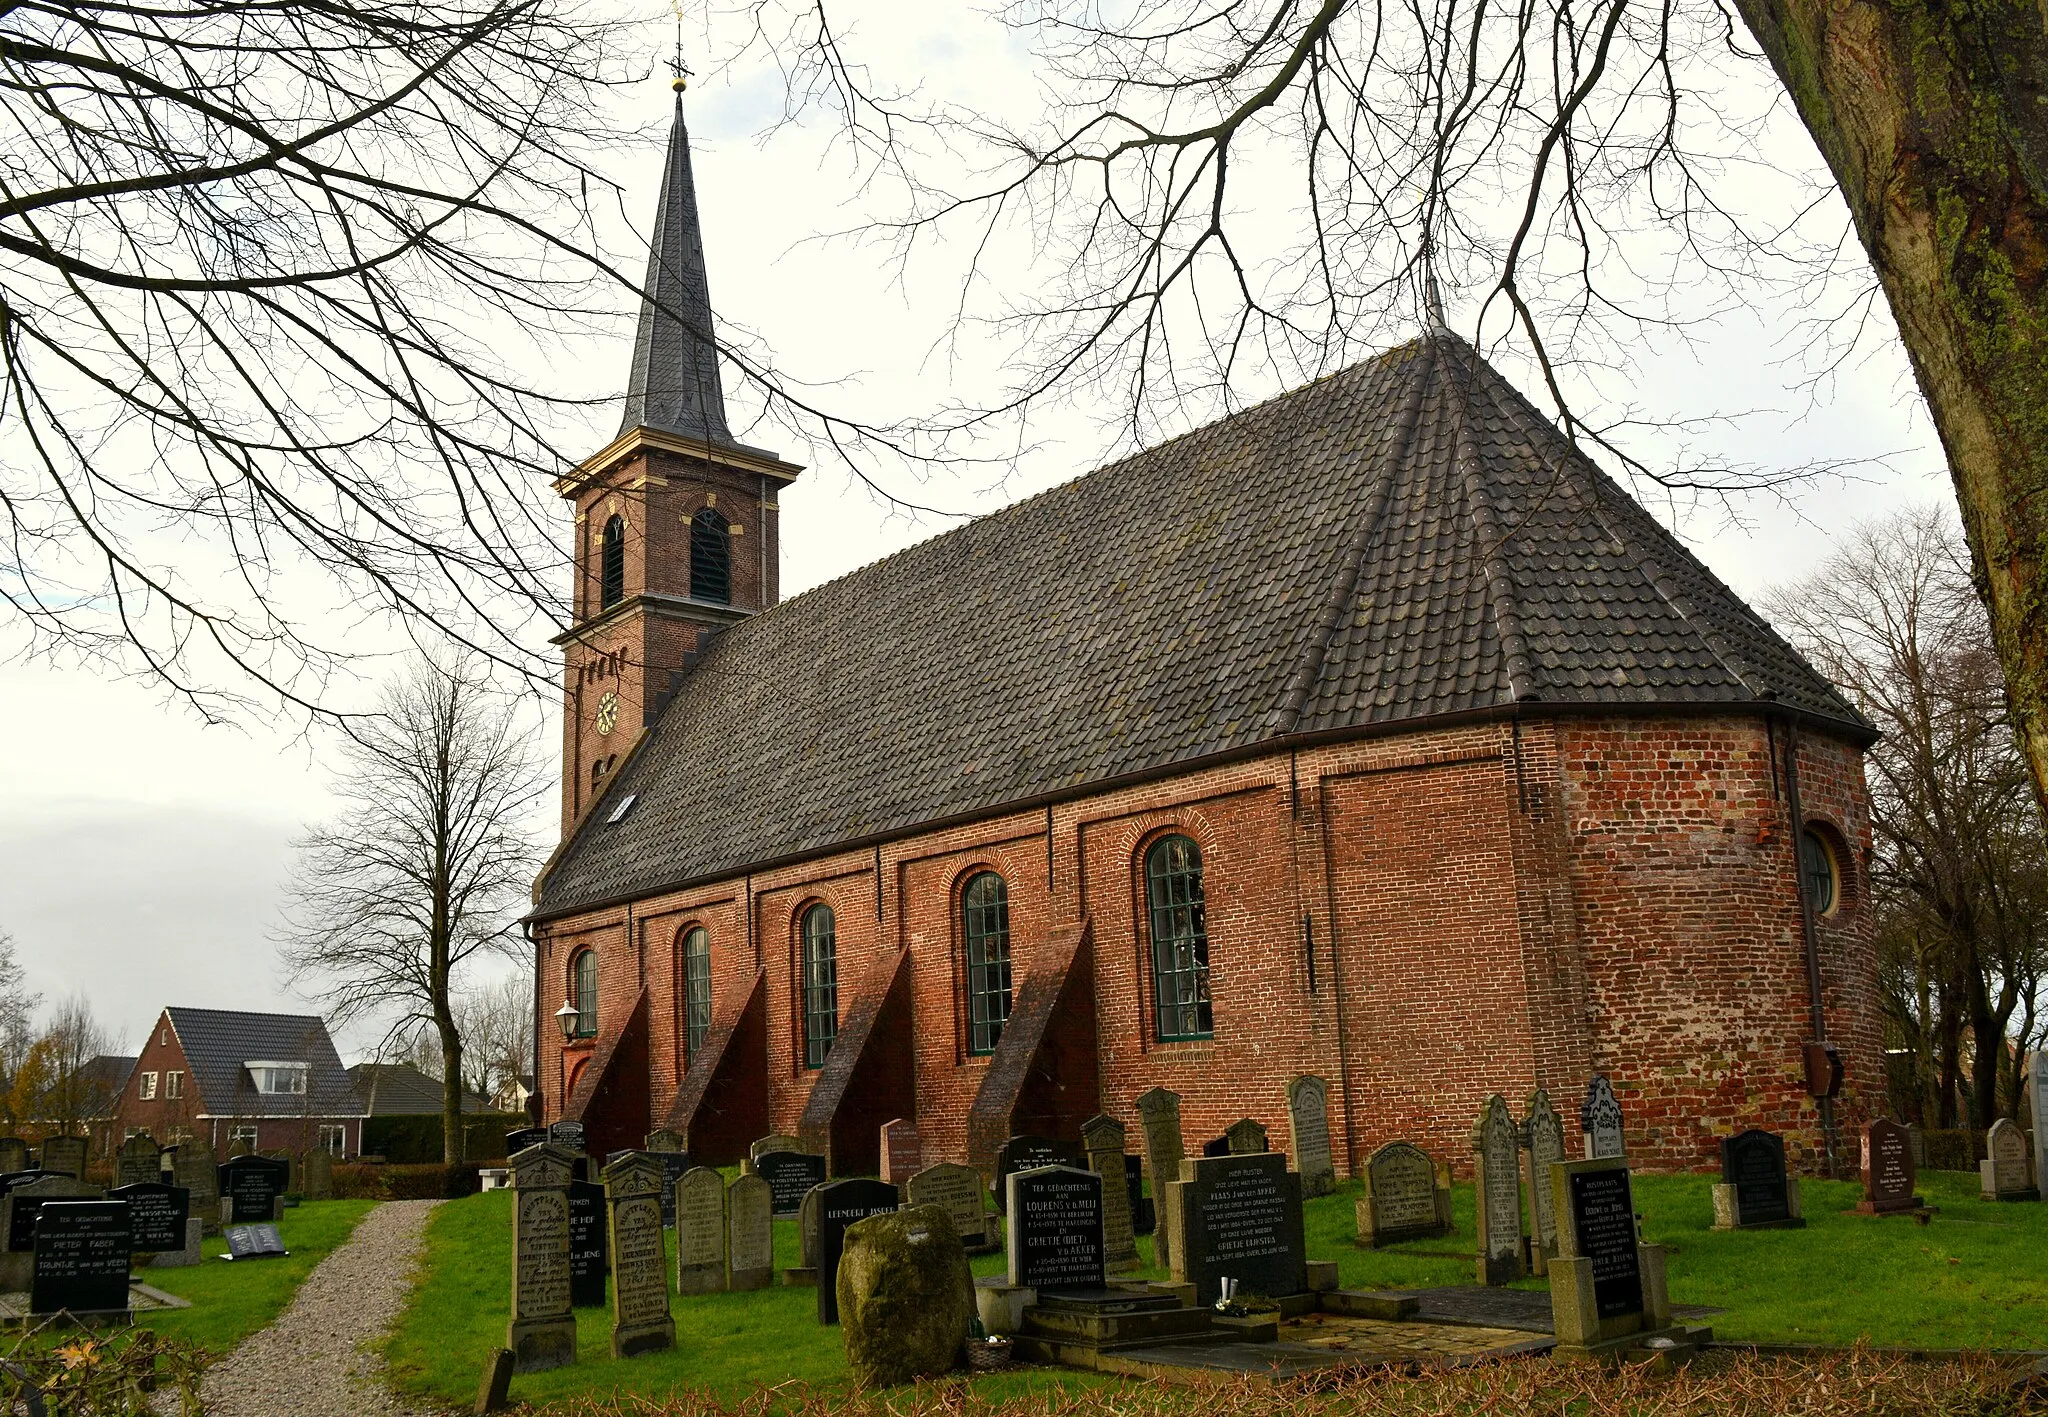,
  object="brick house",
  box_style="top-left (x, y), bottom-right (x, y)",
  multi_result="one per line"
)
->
top-left (113, 1008), bottom-right (364, 1157)
top-left (527, 92), bottom-right (1880, 1179)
